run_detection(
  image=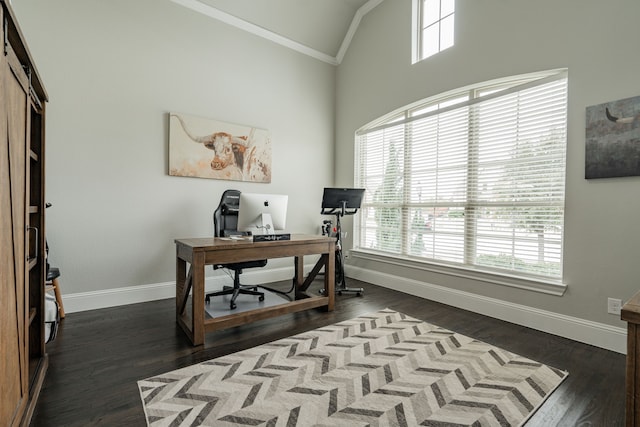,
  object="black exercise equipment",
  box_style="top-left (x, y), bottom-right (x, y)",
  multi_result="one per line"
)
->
top-left (320, 187), bottom-right (365, 296)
